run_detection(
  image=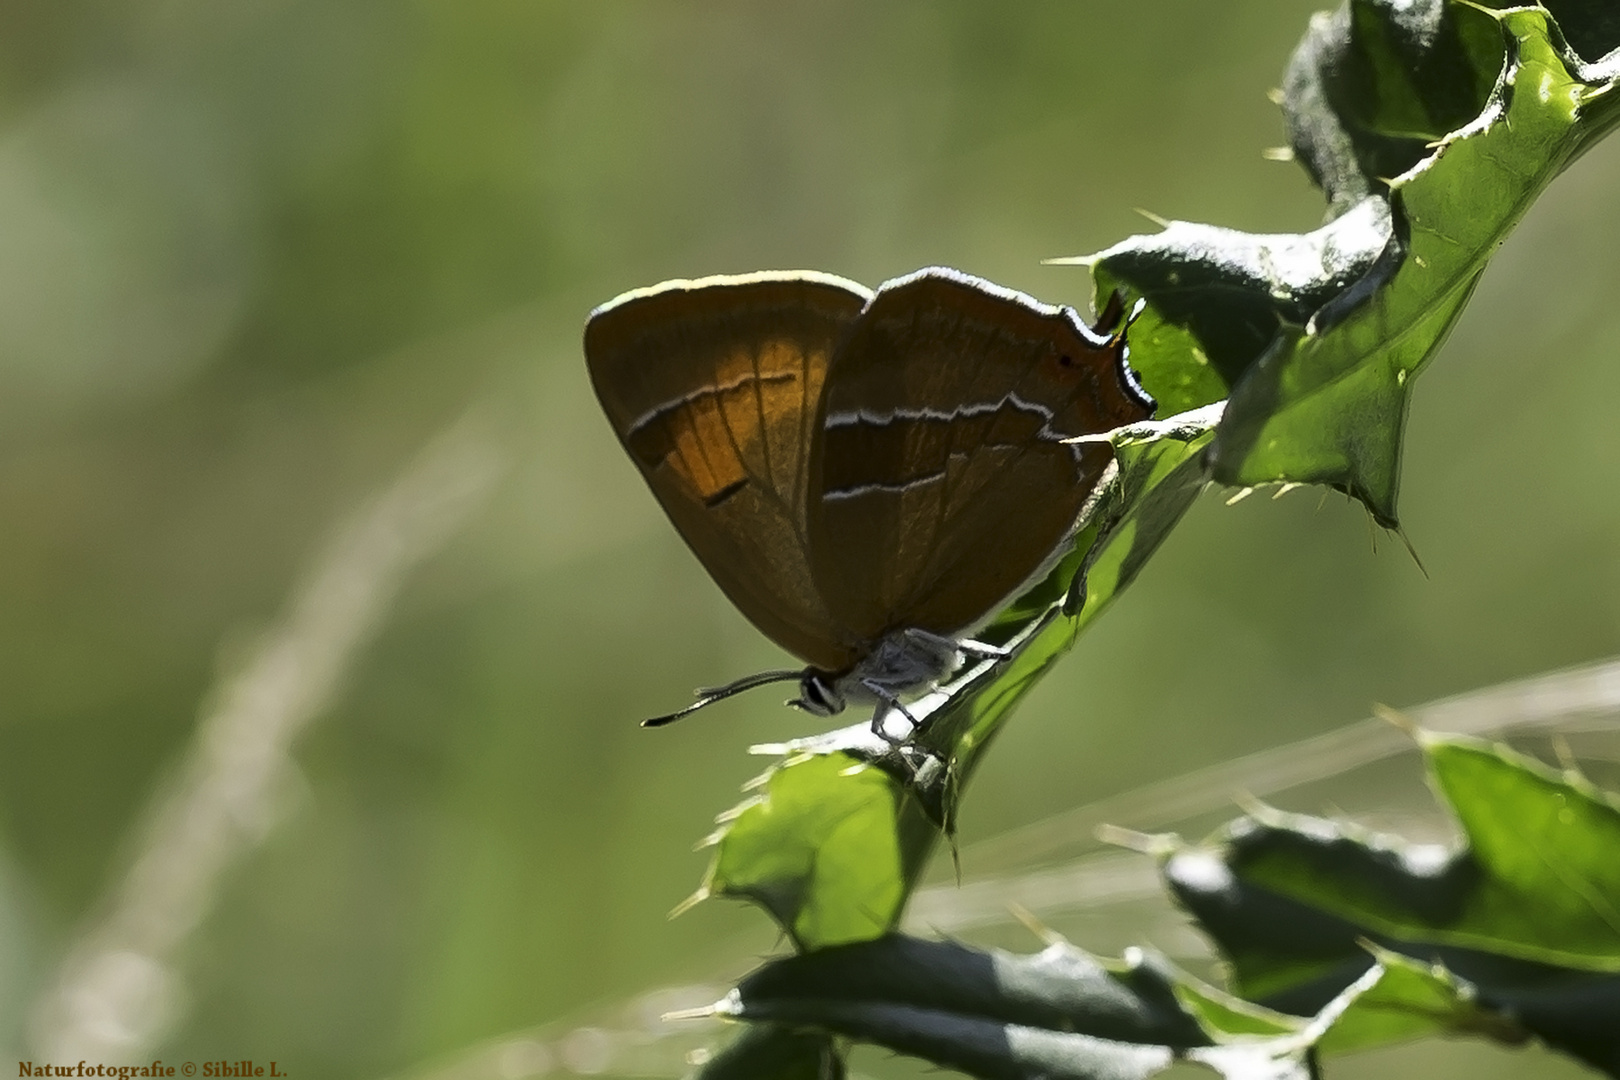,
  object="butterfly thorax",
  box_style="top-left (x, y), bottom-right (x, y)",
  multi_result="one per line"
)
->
top-left (792, 627), bottom-right (964, 718)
